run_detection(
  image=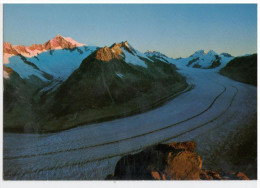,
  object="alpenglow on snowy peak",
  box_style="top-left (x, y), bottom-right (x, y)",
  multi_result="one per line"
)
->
top-left (43, 34), bottom-right (85, 50)
top-left (3, 34), bottom-right (97, 93)
top-left (3, 34), bottom-right (85, 63)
